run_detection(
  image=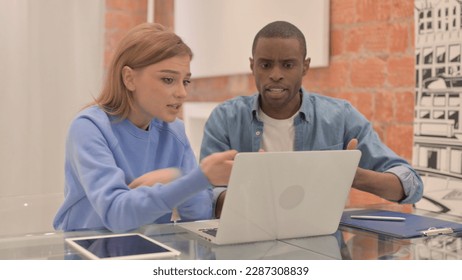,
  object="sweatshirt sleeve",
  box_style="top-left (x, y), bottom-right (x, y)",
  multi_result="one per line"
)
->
top-left (175, 139), bottom-right (213, 221)
top-left (68, 117), bottom-right (210, 232)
